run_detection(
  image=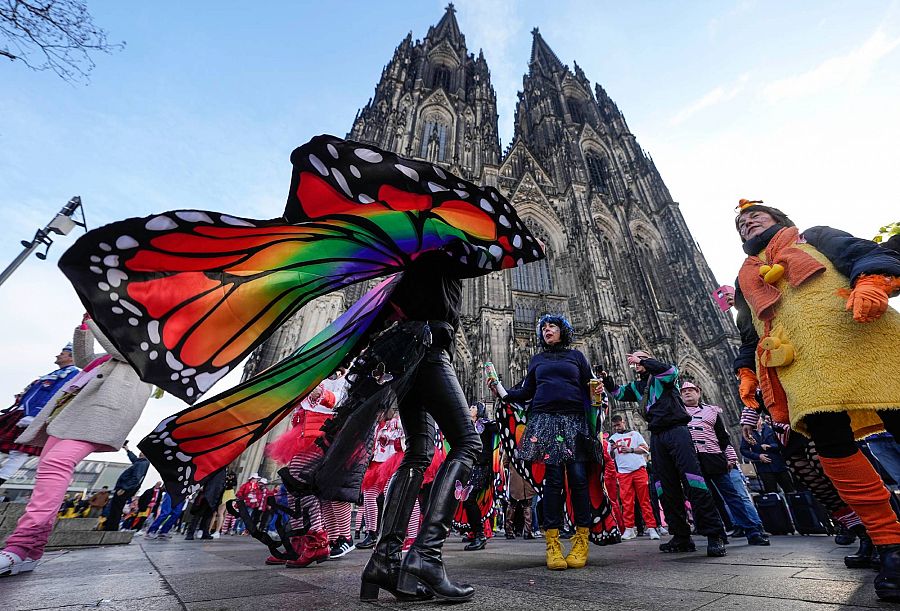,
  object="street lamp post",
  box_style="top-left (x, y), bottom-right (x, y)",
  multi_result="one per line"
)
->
top-left (0, 196), bottom-right (86, 289)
